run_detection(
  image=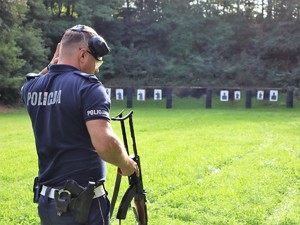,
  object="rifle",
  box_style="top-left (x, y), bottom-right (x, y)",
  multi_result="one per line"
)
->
top-left (111, 110), bottom-right (148, 225)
